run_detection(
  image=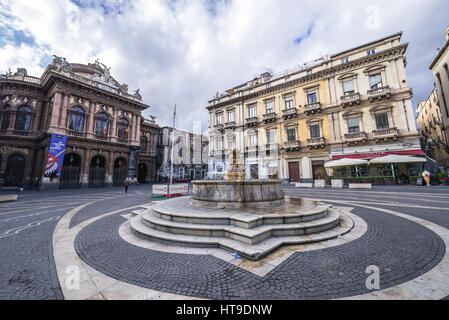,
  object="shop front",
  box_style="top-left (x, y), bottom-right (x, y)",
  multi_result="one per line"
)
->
top-left (327, 150), bottom-right (427, 185)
